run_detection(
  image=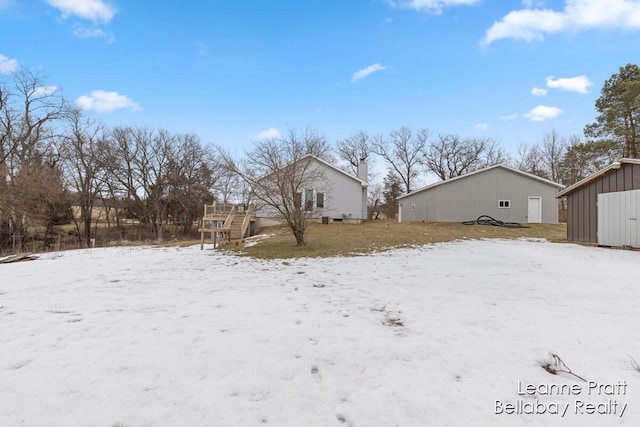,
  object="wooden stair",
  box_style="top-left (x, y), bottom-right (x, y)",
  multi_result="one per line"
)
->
top-left (199, 202), bottom-right (255, 249)
top-left (229, 216), bottom-right (245, 239)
